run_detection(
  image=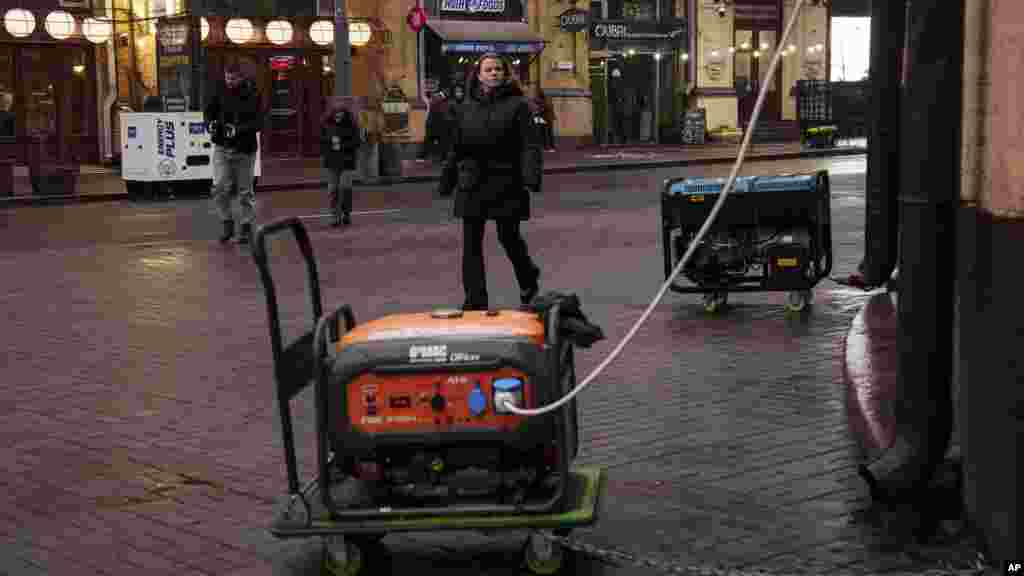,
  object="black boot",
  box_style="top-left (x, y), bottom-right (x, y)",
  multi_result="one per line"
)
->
top-left (236, 222), bottom-right (252, 245)
top-left (520, 267), bottom-right (541, 306)
top-left (341, 188), bottom-right (353, 226)
top-left (342, 211), bottom-right (352, 226)
top-left (219, 220), bottom-right (235, 243)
